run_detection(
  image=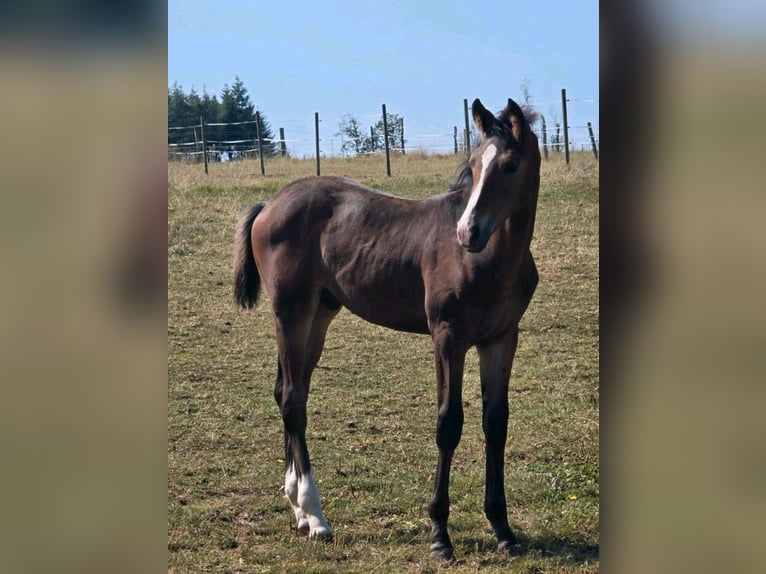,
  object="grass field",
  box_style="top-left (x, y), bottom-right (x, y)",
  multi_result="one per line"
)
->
top-left (168, 152), bottom-right (599, 573)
